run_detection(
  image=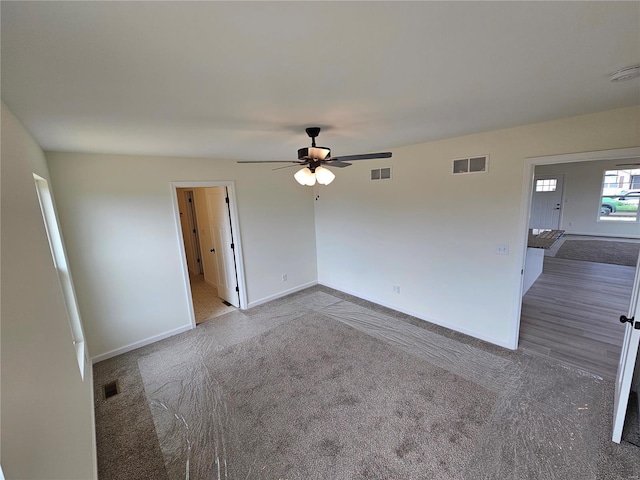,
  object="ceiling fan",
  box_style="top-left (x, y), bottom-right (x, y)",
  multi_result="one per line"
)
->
top-left (237, 127), bottom-right (392, 186)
